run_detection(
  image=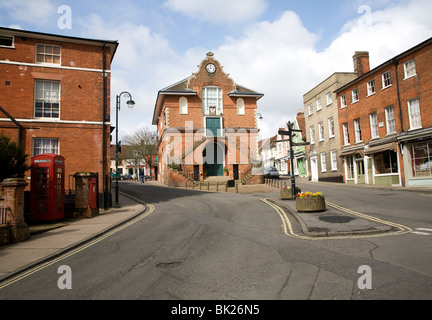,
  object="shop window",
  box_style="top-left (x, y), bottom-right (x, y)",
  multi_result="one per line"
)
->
top-left (374, 150), bottom-right (398, 174)
top-left (410, 142), bottom-right (432, 178)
